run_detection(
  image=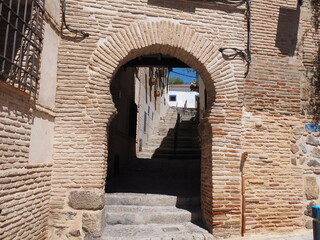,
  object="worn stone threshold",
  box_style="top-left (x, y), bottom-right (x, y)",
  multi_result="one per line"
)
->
top-left (99, 222), bottom-right (213, 240)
